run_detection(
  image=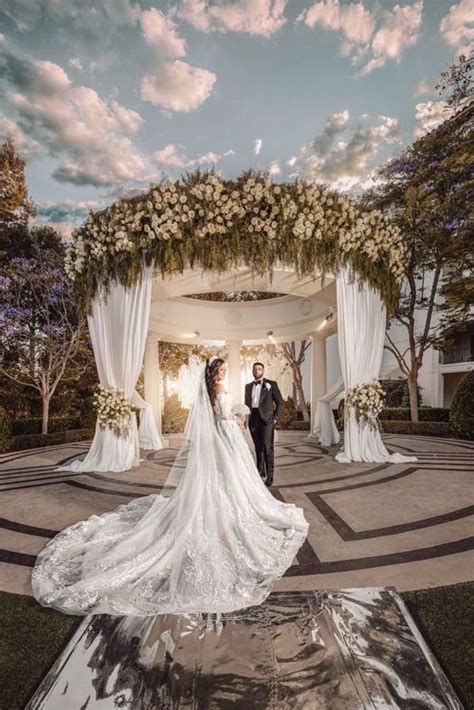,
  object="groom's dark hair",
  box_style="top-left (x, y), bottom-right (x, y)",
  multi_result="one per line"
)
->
top-left (253, 362), bottom-right (265, 369)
